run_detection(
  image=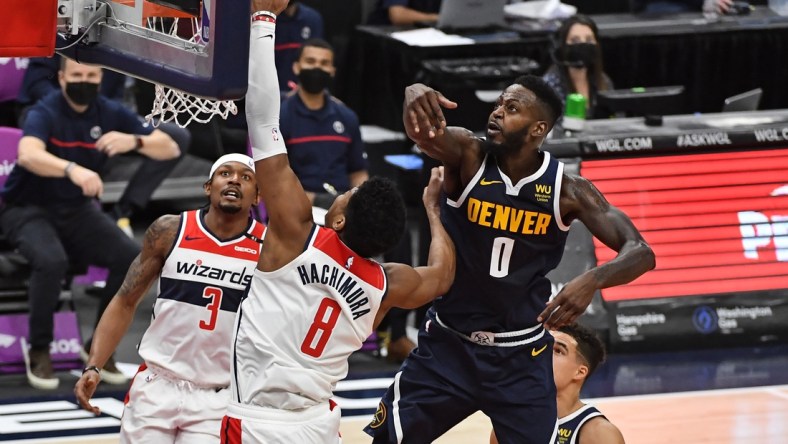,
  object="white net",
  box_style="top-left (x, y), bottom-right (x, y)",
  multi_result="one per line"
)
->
top-left (142, 11), bottom-right (238, 128)
top-left (146, 84), bottom-right (238, 128)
